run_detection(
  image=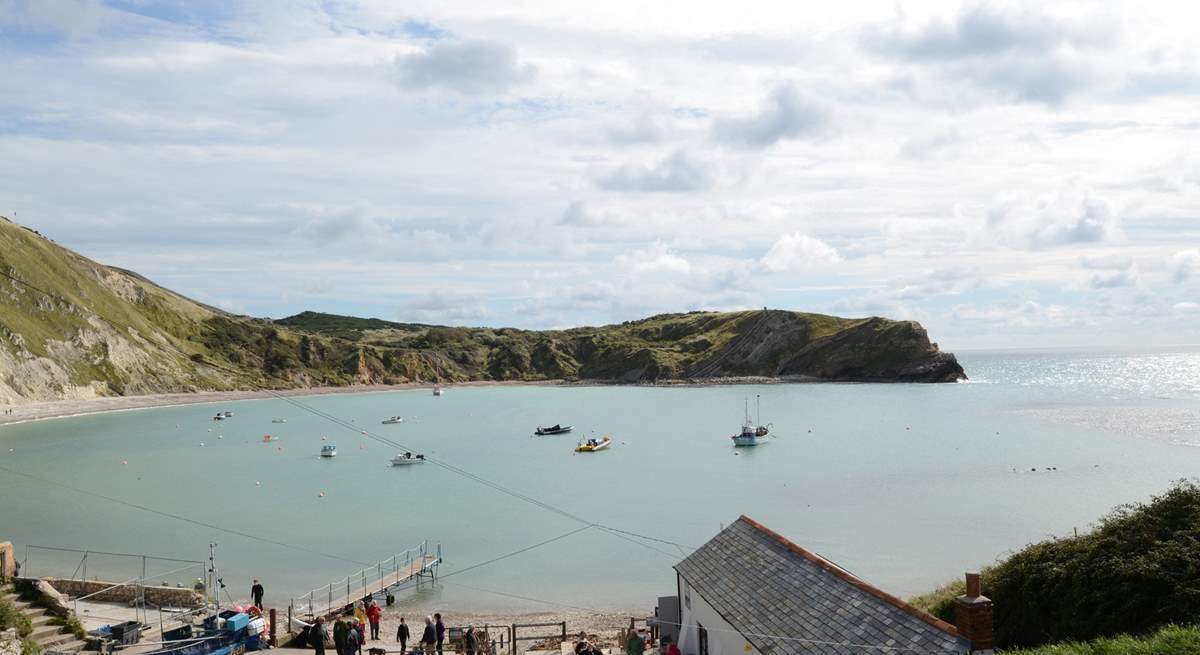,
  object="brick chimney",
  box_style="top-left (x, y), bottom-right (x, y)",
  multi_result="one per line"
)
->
top-left (955, 572), bottom-right (994, 653)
